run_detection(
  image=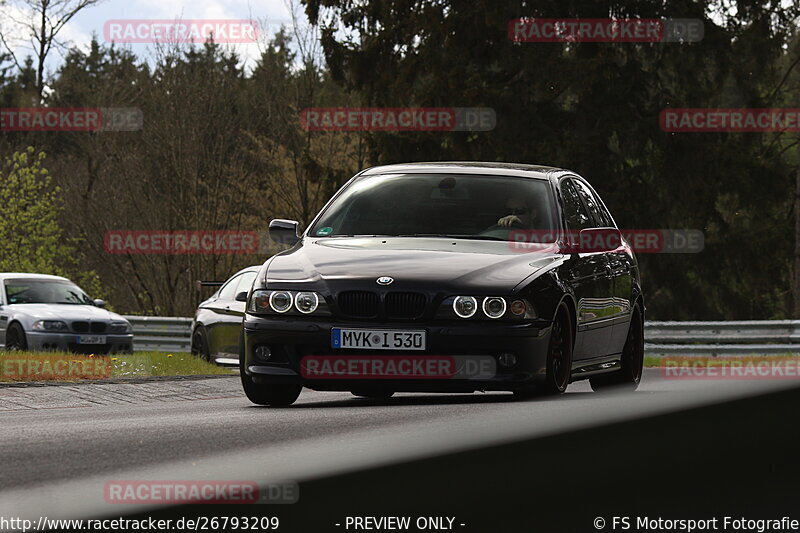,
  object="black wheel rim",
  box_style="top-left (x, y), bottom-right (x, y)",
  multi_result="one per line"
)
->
top-left (6, 330), bottom-right (22, 351)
